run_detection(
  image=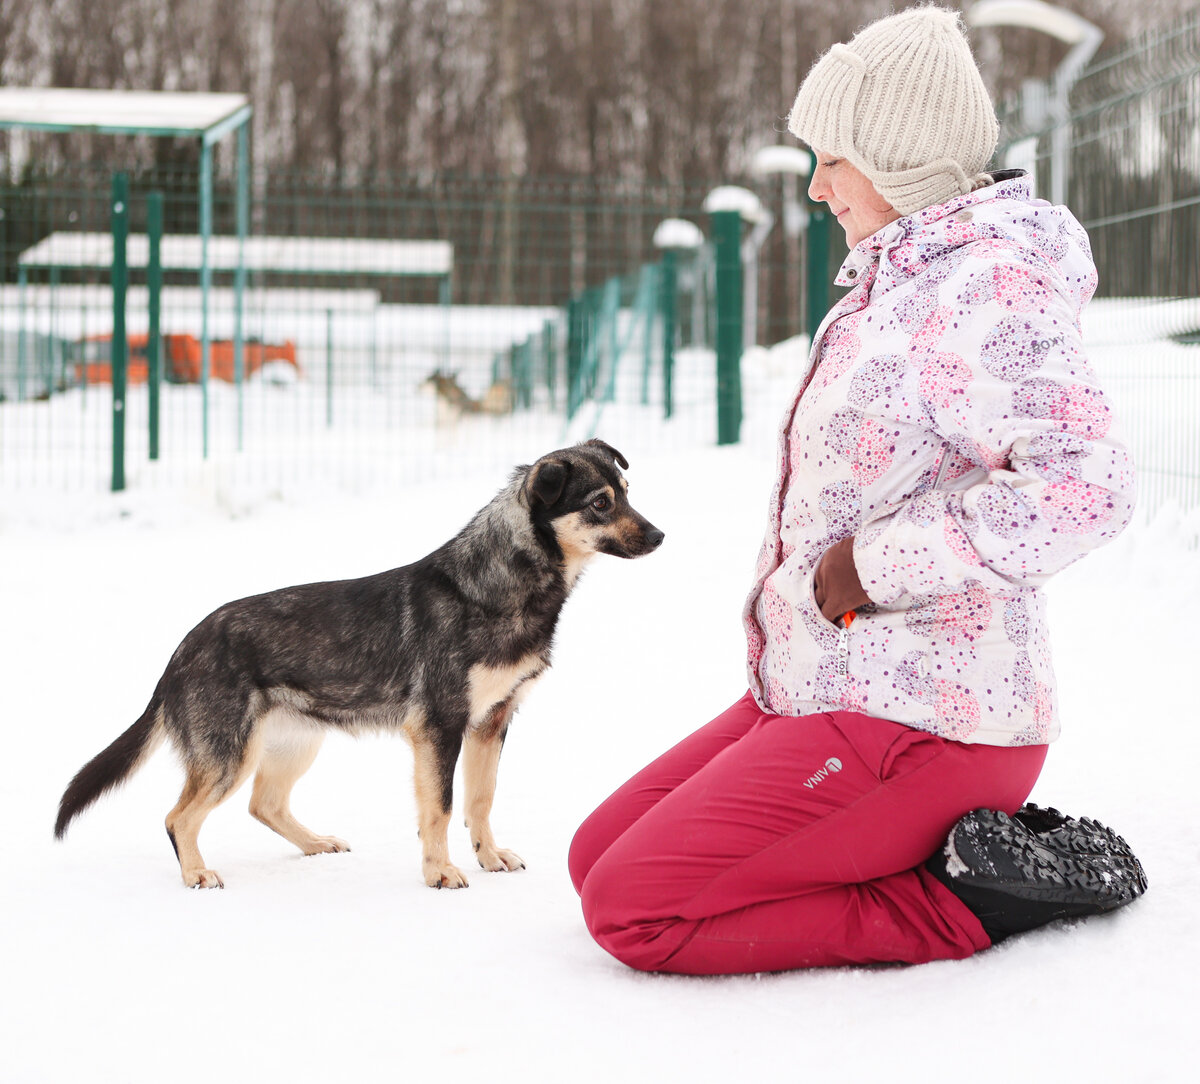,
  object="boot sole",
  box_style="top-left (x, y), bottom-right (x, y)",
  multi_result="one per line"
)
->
top-left (947, 809), bottom-right (1148, 911)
